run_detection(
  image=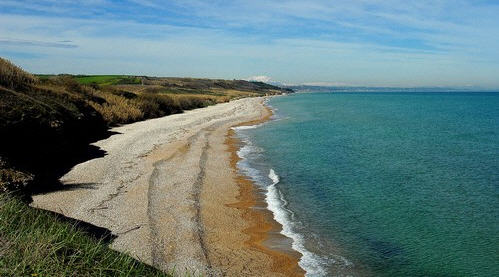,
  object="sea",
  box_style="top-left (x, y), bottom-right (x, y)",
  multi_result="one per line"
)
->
top-left (233, 92), bottom-right (499, 277)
